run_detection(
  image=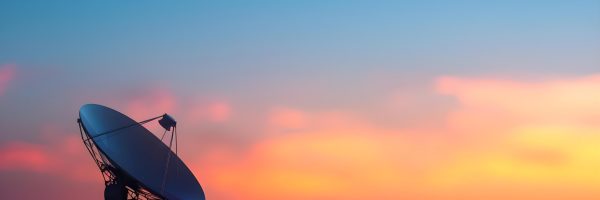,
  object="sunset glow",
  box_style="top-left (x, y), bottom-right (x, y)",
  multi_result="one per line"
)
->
top-left (1, 1), bottom-right (599, 199)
